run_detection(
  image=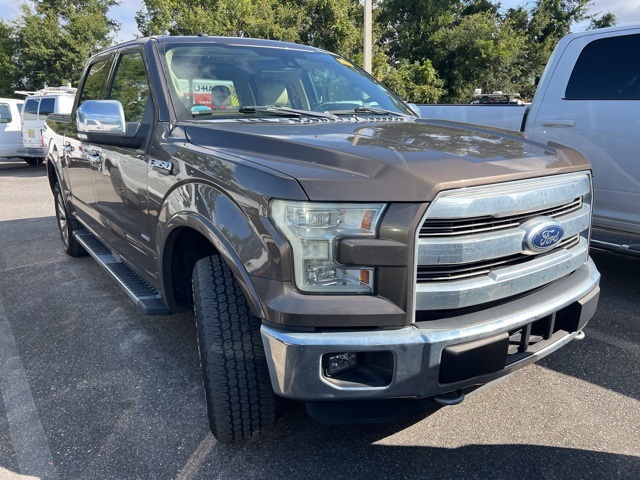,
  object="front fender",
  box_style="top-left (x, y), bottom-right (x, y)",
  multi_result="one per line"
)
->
top-left (157, 182), bottom-right (284, 318)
